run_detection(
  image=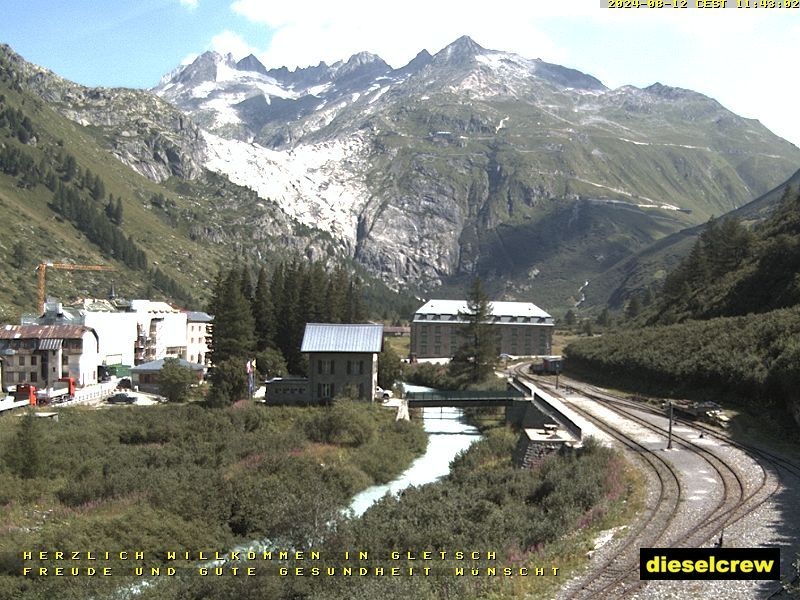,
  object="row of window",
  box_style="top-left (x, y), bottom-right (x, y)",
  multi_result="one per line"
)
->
top-left (5, 355), bottom-right (38, 366)
top-left (415, 315), bottom-right (547, 323)
top-left (317, 382), bottom-right (366, 398)
top-left (4, 371), bottom-right (39, 383)
top-left (316, 360), bottom-right (367, 375)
